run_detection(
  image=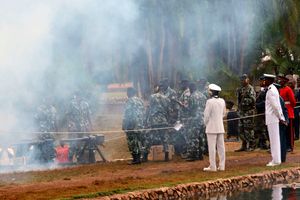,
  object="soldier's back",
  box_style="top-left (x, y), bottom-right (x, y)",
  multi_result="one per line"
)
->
top-left (147, 93), bottom-right (169, 127)
top-left (123, 96), bottom-right (144, 129)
